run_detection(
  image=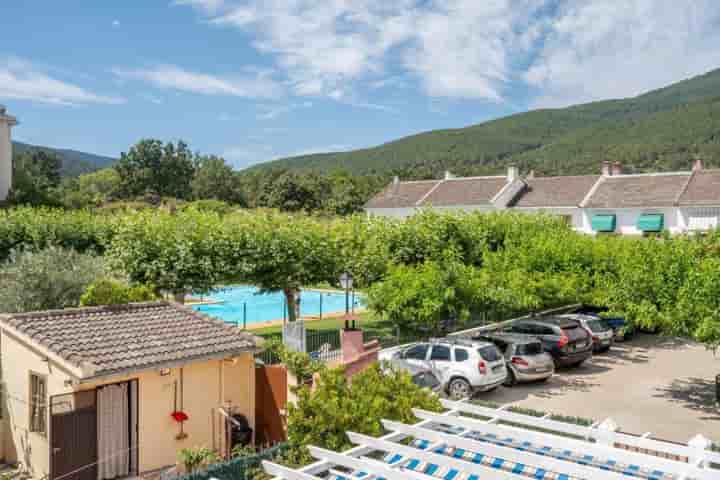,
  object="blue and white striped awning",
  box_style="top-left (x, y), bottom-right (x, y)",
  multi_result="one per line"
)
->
top-left (263, 399), bottom-right (719, 480)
